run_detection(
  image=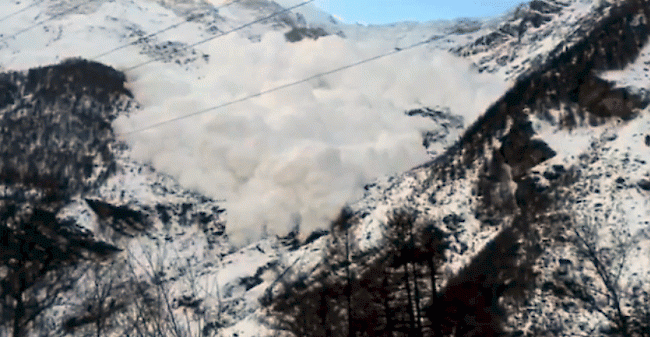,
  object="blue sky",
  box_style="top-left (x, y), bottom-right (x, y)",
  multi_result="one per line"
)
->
top-left (313, 0), bottom-right (527, 24)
